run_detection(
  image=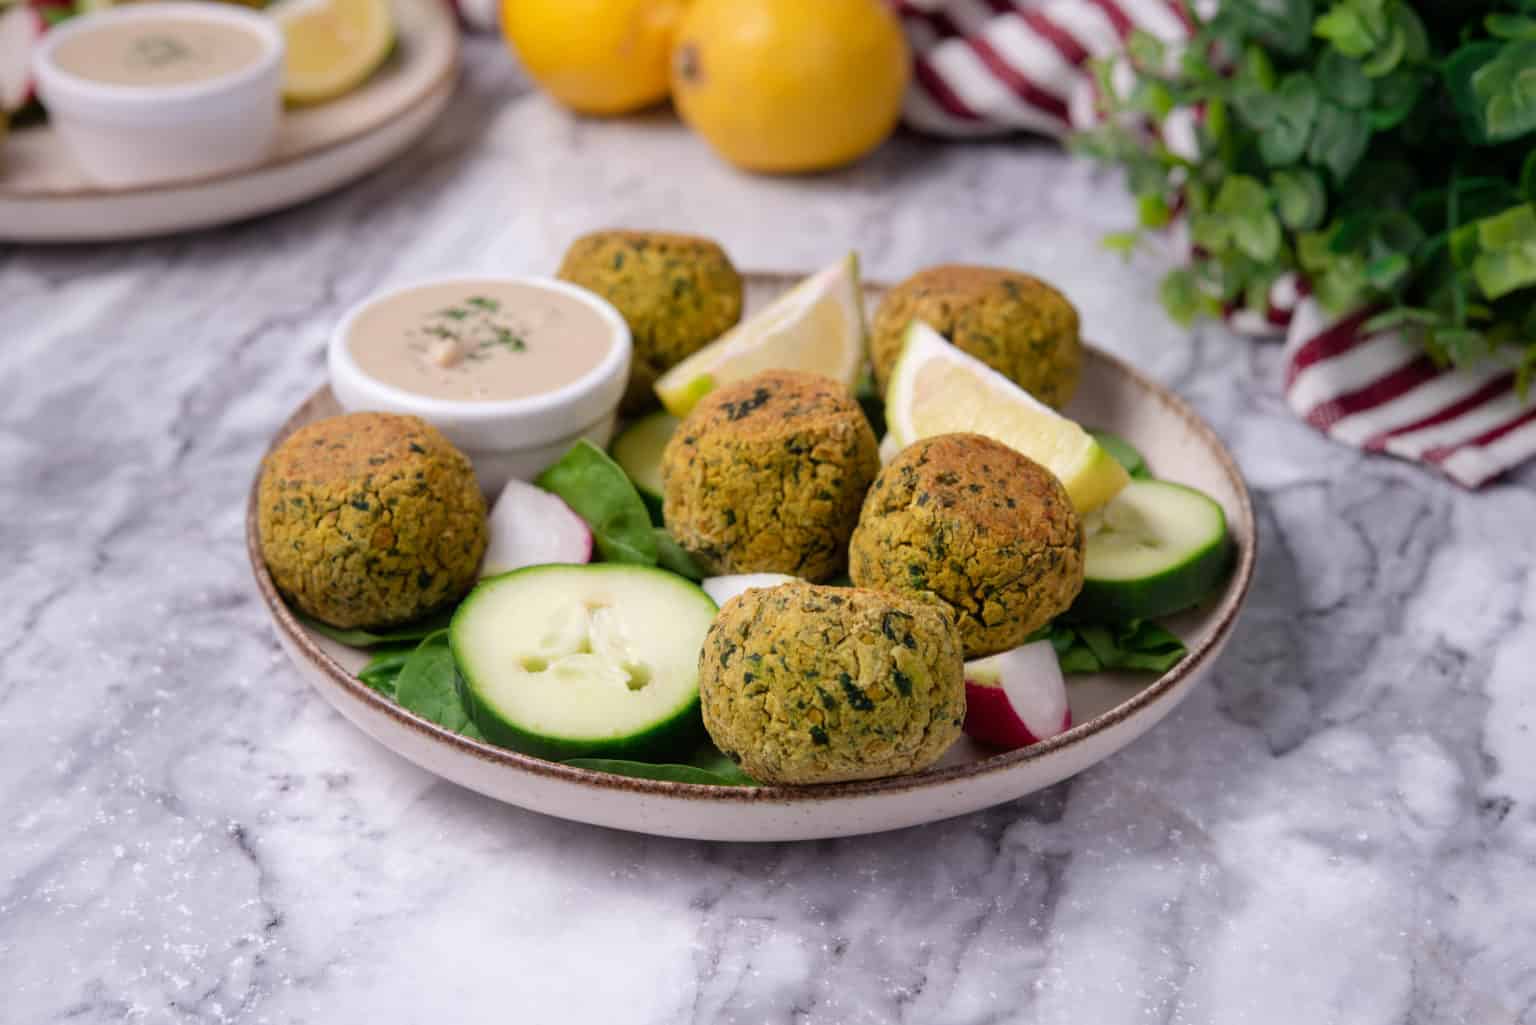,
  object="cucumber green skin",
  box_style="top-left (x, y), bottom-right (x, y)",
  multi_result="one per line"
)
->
top-left (459, 682), bottom-right (706, 762)
top-left (450, 564), bottom-right (714, 762)
top-left (611, 411), bottom-right (674, 526)
top-left (1089, 429), bottom-right (1151, 480)
top-left (1068, 518), bottom-right (1233, 623)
